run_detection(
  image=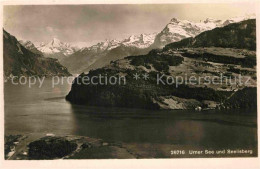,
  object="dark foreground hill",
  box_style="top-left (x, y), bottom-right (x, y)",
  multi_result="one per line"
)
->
top-left (3, 29), bottom-right (71, 77)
